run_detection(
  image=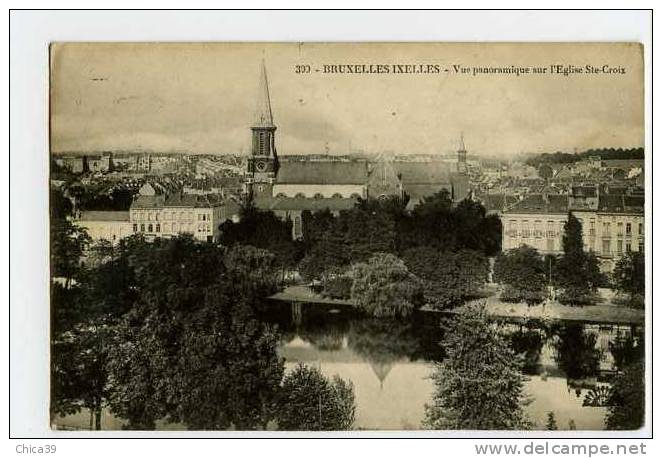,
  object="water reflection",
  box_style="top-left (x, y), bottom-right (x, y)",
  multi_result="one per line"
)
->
top-left (269, 300), bottom-right (642, 430)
